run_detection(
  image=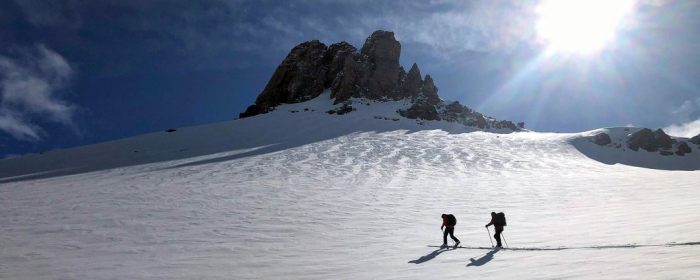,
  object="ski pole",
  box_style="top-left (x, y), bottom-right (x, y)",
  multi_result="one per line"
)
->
top-left (502, 233), bottom-right (509, 248)
top-left (486, 227), bottom-right (494, 247)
